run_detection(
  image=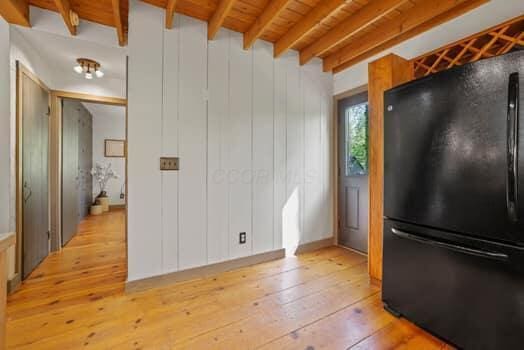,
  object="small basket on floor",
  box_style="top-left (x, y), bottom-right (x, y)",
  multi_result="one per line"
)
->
top-left (90, 204), bottom-right (103, 216)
